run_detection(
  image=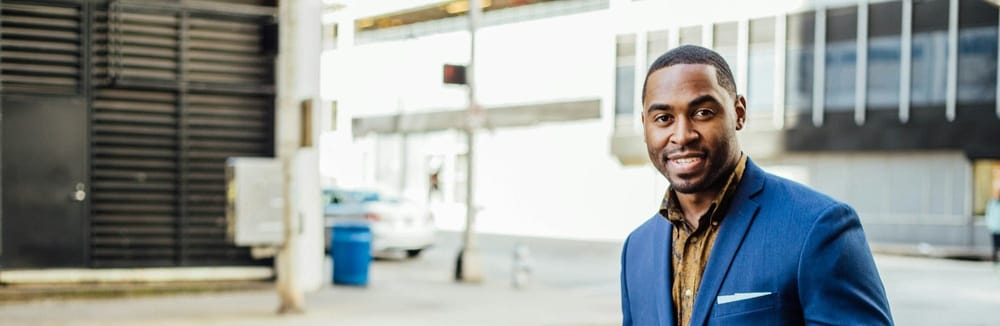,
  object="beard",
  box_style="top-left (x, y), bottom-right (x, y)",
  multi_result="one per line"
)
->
top-left (654, 145), bottom-right (737, 195)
